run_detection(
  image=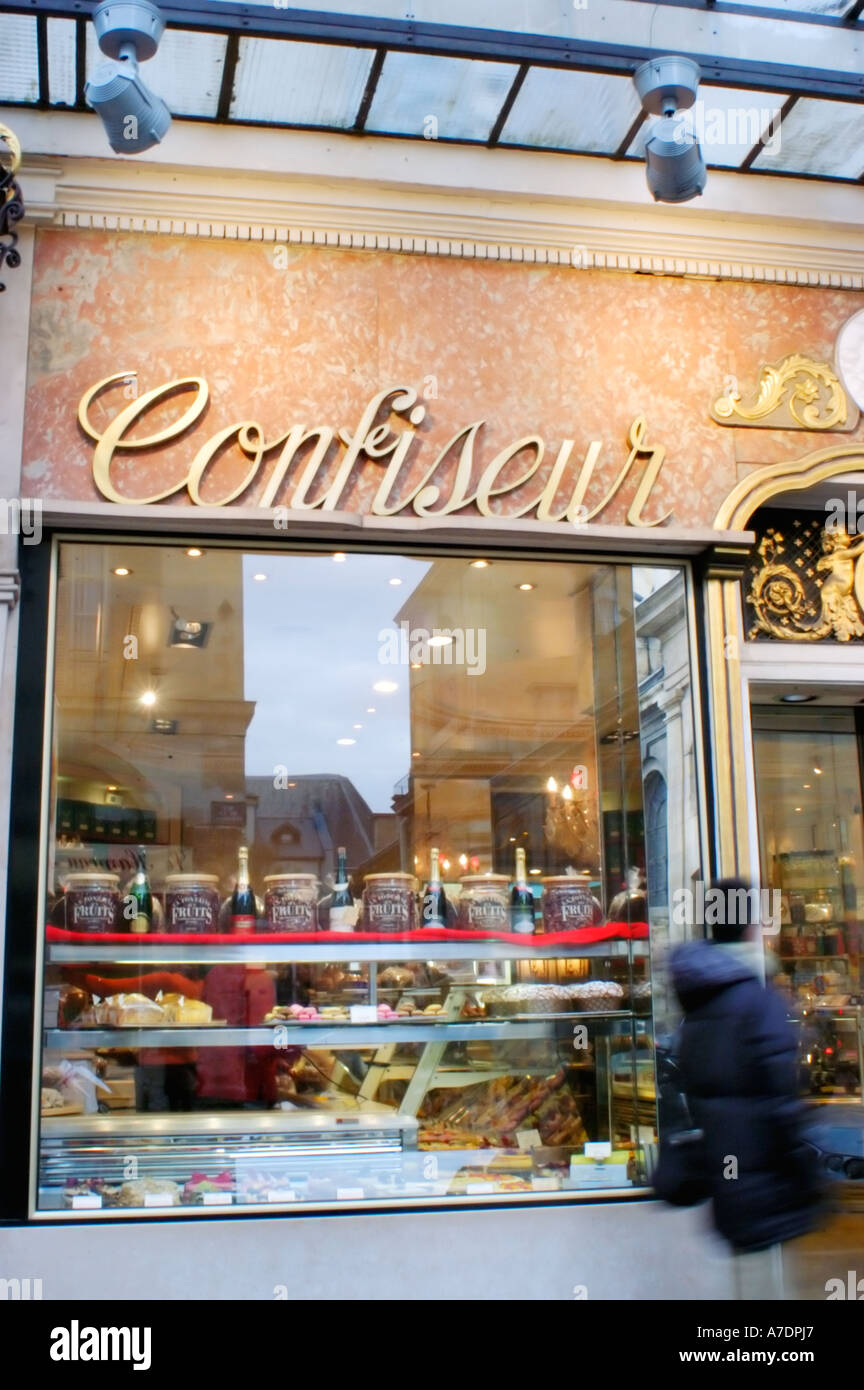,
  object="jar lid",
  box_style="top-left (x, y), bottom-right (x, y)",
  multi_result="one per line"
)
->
top-left (64, 872), bottom-right (120, 886)
top-left (541, 875), bottom-right (593, 886)
top-left (364, 872), bottom-right (416, 882)
top-left (264, 873), bottom-right (319, 885)
top-left (459, 873), bottom-right (509, 884)
top-left (164, 873), bottom-right (219, 885)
